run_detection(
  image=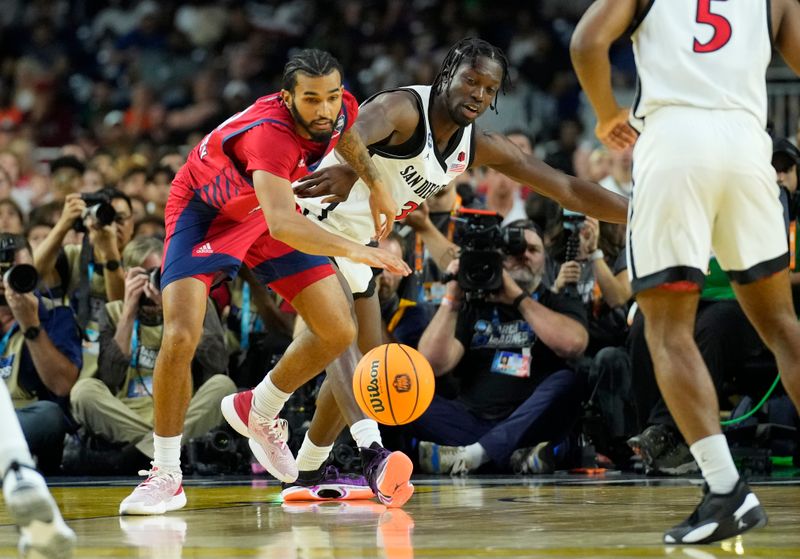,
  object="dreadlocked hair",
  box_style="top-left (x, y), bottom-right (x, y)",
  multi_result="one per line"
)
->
top-left (282, 49), bottom-right (343, 91)
top-left (432, 37), bottom-right (511, 114)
